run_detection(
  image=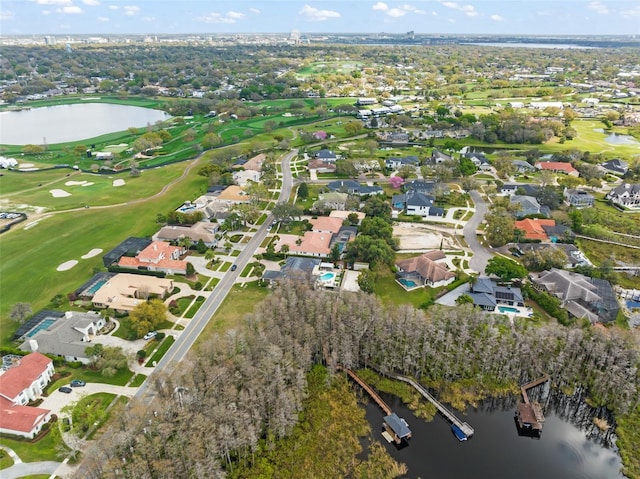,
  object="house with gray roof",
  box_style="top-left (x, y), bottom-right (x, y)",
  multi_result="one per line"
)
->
top-left (530, 269), bottom-right (619, 323)
top-left (600, 159), bottom-right (628, 176)
top-left (510, 195), bottom-right (551, 218)
top-left (261, 257), bottom-right (321, 285)
top-left (102, 237), bottom-right (152, 267)
top-left (385, 156), bottom-right (420, 169)
top-left (468, 277), bottom-right (524, 311)
top-left (606, 183), bottom-right (640, 210)
top-left (563, 188), bottom-right (595, 209)
top-left (327, 180), bottom-right (383, 196)
top-left (512, 160), bottom-right (537, 173)
top-left (19, 311), bottom-right (106, 364)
